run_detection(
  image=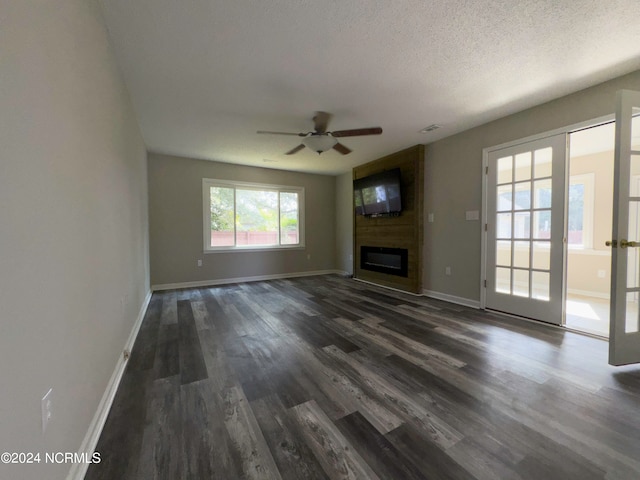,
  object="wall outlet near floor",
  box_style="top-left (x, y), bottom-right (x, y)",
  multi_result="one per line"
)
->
top-left (41, 388), bottom-right (53, 433)
top-left (445, 266), bottom-right (452, 276)
top-left (428, 213), bottom-right (434, 223)
top-left (197, 259), bottom-right (202, 267)
top-left (597, 269), bottom-right (606, 278)
top-left (307, 254), bottom-right (311, 260)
